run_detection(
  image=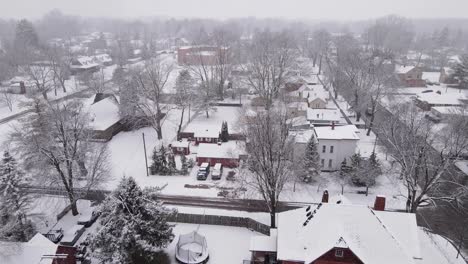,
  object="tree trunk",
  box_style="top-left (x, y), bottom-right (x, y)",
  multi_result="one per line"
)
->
top-left (366, 186), bottom-right (369, 196)
top-left (42, 91), bottom-right (48, 100)
top-left (205, 109), bottom-right (209, 118)
top-left (156, 110), bottom-right (163, 140)
top-left (366, 113), bottom-right (375, 136)
top-left (356, 111), bottom-right (361, 122)
top-left (341, 185), bottom-right (344, 195)
top-left (318, 55), bottom-right (323, 75)
top-left (70, 199), bottom-right (78, 216)
top-left (177, 107), bottom-right (185, 139)
top-left (270, 211), bottom-right (276, 228)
